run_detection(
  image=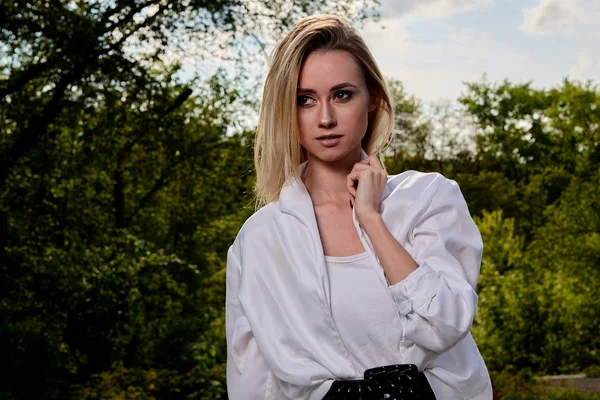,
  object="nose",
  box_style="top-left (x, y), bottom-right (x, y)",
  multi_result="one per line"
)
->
top-left (318, 102), bottom-right (337, 129)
